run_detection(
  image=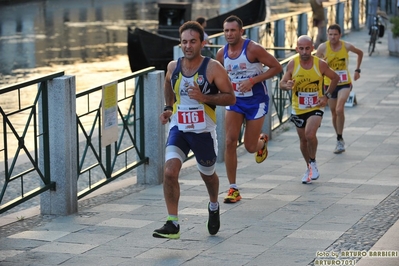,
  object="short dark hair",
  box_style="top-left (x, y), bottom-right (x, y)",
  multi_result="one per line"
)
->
top-left (328, 24), bottom-right (341, 34)
top-left (196, 16), bottom-right (206, 25)
top-left (179, 21), bottom-right (204, 42)
top-left (224, 15), bottom-right (243, 29)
